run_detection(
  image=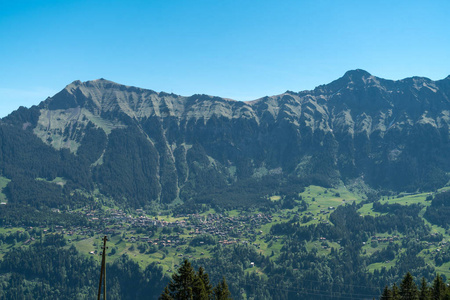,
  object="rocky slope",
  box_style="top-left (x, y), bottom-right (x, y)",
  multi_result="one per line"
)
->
top-left (2, 69), bottom-right (450, 207)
